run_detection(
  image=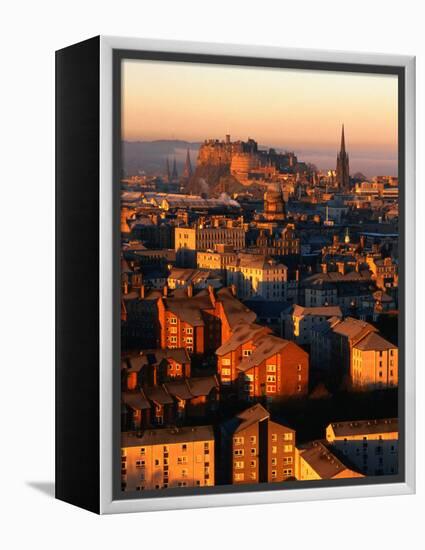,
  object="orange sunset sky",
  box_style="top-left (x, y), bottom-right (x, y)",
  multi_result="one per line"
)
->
top-left (122, 59), bottom-right (398, 176)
